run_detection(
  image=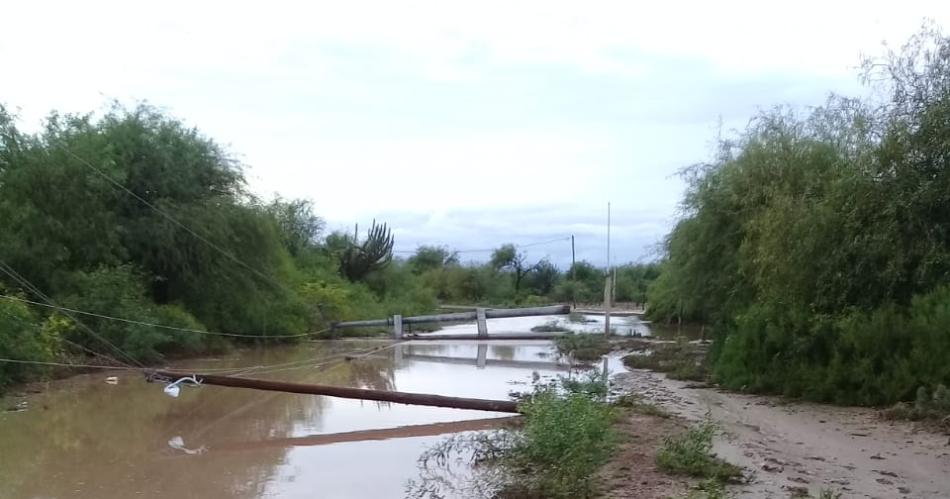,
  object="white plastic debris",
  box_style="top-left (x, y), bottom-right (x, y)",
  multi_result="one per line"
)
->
top-left (105, 376), bottom-right (119, 385)
top-left (163, 384), bottom-right (181, 398)
top-left (162, 376), bottom-right (201, 398)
